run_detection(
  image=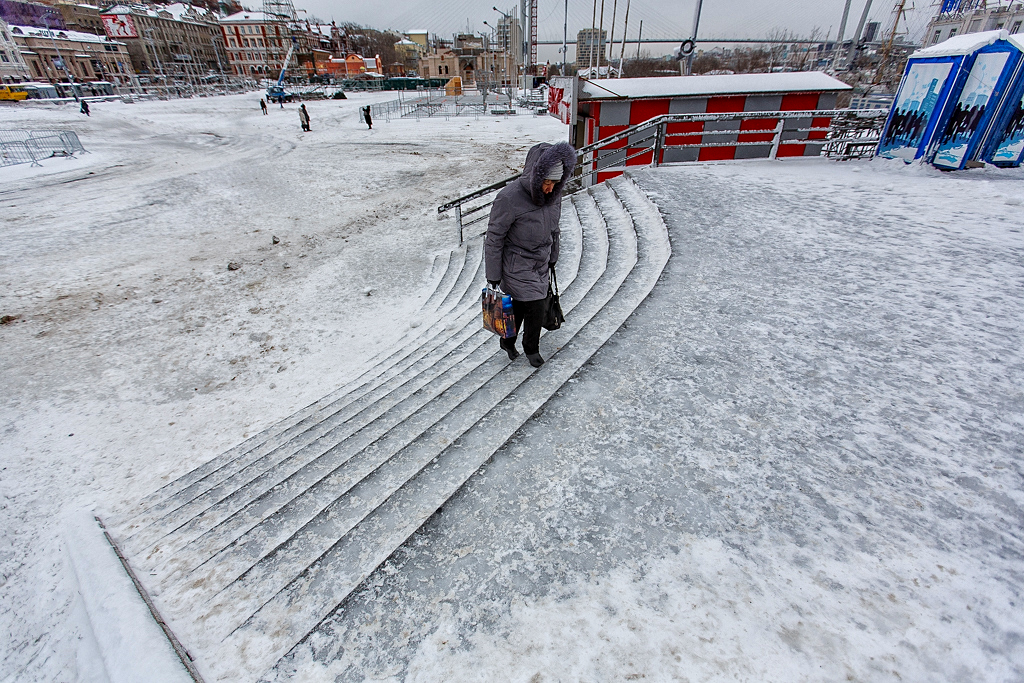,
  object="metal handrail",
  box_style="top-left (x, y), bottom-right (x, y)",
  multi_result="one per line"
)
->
top-left (437, 108), bottom-right (888, 243)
